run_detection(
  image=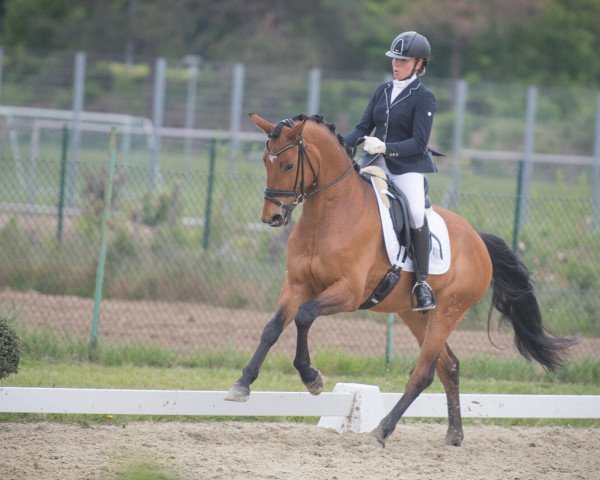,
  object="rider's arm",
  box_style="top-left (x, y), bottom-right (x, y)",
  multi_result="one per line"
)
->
top-left (343, 84), bottom-right (385, 148)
